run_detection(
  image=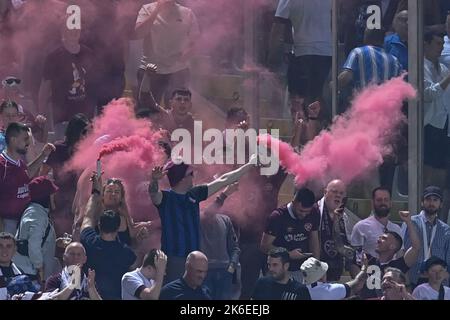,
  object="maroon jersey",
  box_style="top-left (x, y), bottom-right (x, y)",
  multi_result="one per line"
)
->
top-left (0, 153), bottom-right (31, 220)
